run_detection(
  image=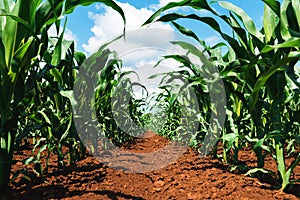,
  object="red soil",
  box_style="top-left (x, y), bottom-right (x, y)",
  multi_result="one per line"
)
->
top-left (1, 131), bottom-right (300, 200)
